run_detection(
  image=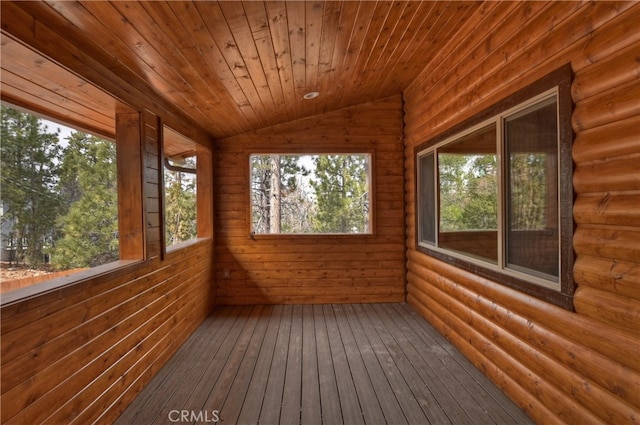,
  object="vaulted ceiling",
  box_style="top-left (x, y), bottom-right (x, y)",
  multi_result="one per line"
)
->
top-left (1, 1), bottom-right (486, 140)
